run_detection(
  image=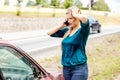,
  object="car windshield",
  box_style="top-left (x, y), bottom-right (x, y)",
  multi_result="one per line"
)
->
top-left (87, 16), bottom-right (96, 22)
top-left (0, 46), bottom-right (41, 80)
top-left (0, 46), bottom-right (31, 68)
